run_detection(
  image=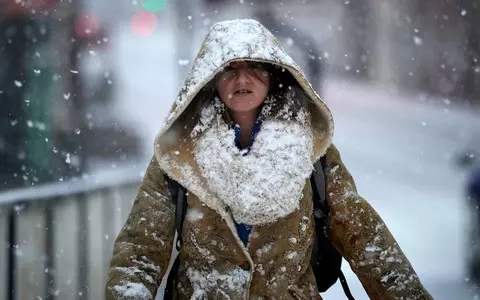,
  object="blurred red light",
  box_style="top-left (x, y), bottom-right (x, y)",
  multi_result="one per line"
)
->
top-left (75, 13), bottom-right (101, 38)
top-left (130, 11), bottom-right (158, 37)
